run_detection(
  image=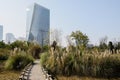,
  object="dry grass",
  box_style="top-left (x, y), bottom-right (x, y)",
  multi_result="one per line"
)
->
top-left (0, 71), bottom-right (20, 80)
top-left (57, 76), bottom-right (120, 80)
top-left (41, 49), bottom-right (120, 77)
